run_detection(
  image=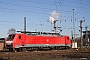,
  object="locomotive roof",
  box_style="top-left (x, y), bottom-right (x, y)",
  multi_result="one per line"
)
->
top-left (17, 31), bottom-right (60, 35)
